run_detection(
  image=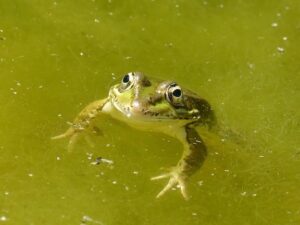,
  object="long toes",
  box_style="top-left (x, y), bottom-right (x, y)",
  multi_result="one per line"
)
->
top-left (67, 133), bottom-right (80, 152)
top-left (178, 179), bottom-right (189, 200)
top-left (151, 173), bottom-right (170, 181)
top-left (51, 128), bottom-right (74, 140)
top-left (156, 177), bottom-right (177, 199)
